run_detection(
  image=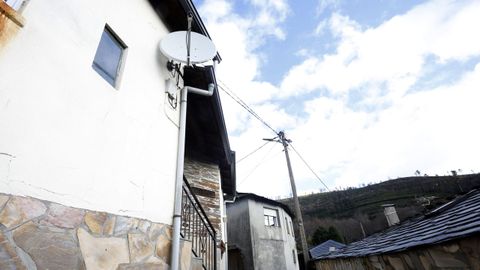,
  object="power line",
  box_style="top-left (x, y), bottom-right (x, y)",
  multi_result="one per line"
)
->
top-left (217, 81), bottom-right (279, 136)
top-left (218, 82), bottom-right (277, 134)
top-left (237, 140), bottom-right (271, 164)
top-left (238, 143), bottom-right (280, 186)
top-left (217, 80), bottom-right (330, 191)
top-left (290, 143), bottom-right (330, 191)
top-left (217, 80), bottom-right (321, 263)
